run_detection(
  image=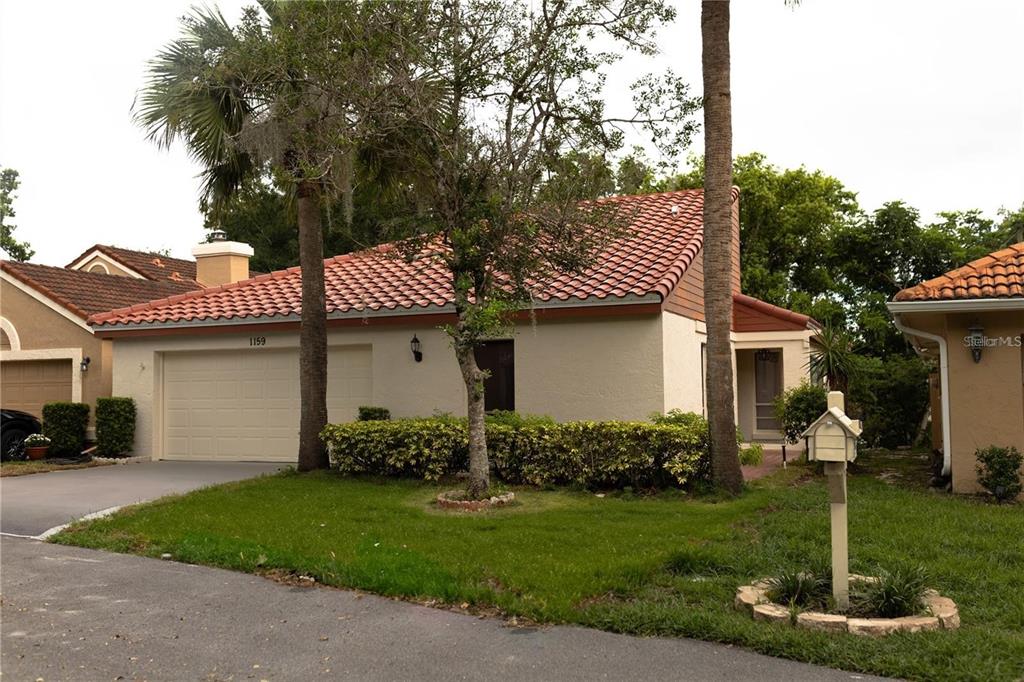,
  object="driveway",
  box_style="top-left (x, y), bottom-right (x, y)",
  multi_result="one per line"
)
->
top-left (0, 537), bottom-right (885, 682)
top-left (0, 461), bottom-right (281, 537)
